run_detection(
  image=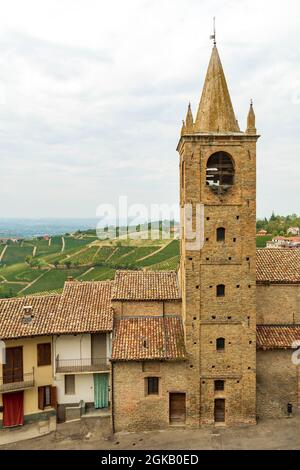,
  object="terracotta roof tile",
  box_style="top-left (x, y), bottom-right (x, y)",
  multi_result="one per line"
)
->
top-left (112, 270), bottom-right (181, 301)
top-left (256, 249), bottom-right (300, 283)
top-left (257, 325), bottom-right (300, 349)
top-left (0, 294), bottom-right (61, 340)
top-left (55, 280), bottom-right (113, 333)
top-left (112, 316), bottom-right (186, 361)
top-left (0, 280), bottom-right (113, 339)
